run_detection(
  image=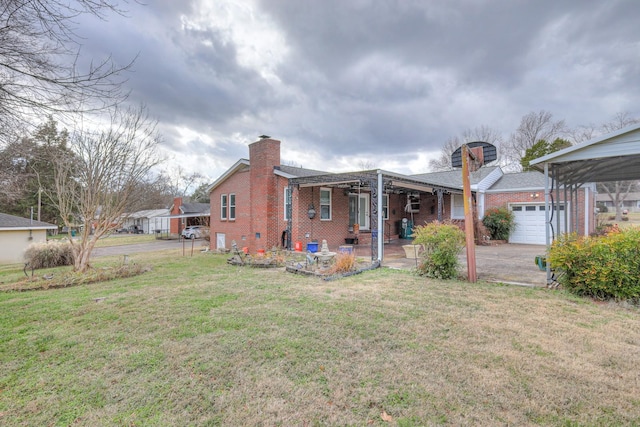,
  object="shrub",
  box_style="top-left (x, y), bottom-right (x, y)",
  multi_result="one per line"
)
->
top-left (24, 241), bottom-right (75, 269)
top-left (549, 228), bottom-right (640, 301)
top-left (328, 252), bottom-right (357, 274)
top-left (412, 221), bottom-right (465, 279)
top-left (482, 206), bottom-right (516, 241)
